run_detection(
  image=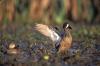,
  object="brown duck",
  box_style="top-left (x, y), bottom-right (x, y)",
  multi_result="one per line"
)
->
top-left (35, 22), bottom-right (72, 55)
